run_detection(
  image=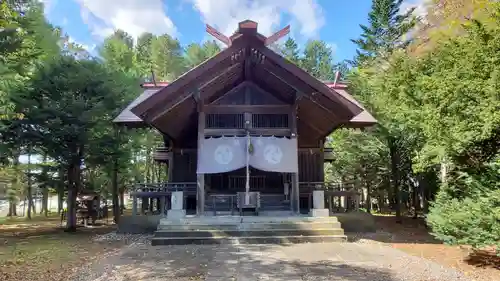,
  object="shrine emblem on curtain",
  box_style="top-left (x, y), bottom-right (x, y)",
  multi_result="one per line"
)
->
top-left (197, 136), bottom-right (298, 174)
